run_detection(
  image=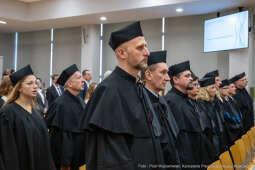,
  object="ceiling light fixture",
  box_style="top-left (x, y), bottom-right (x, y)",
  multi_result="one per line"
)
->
top-left (100, 16), bottom-right (107, 21)
top-left (176, 8), bottom-right (183, 13)
top-left (0, 20), bottom-right (7, 24)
